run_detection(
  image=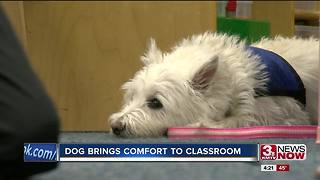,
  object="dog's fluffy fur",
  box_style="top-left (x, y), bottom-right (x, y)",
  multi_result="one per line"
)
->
top-left (109, 32), bottom-right (319, 137)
